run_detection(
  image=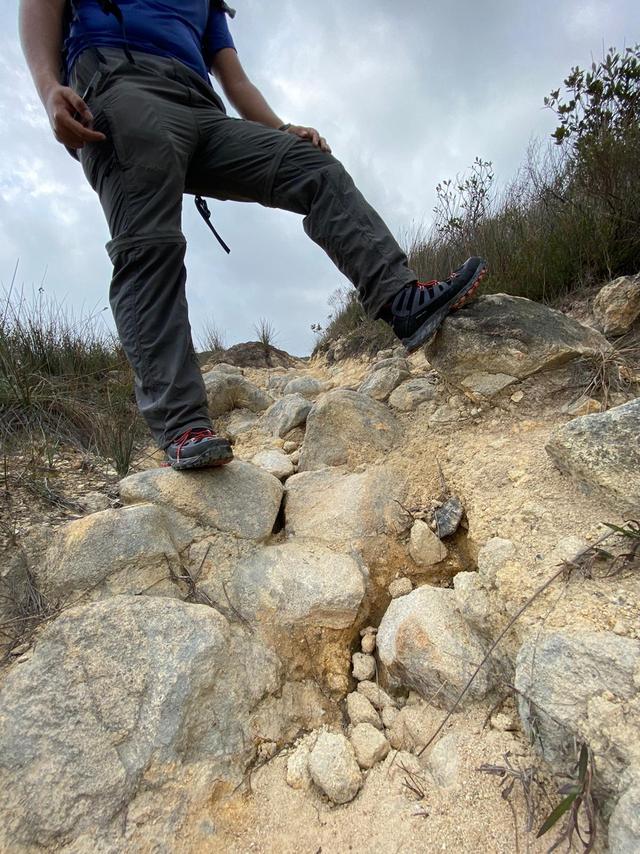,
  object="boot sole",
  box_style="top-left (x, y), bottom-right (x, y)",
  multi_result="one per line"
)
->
top-left (402, 260), bottom-right (488, 354)
top-left (168, 444), bottom-right (234, 471)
